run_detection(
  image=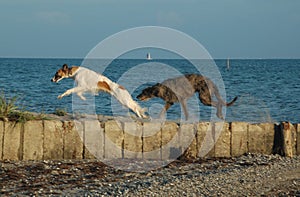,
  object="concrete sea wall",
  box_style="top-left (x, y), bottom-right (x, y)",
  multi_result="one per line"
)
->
top-left (0, 120), bottom-right (299, 161)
